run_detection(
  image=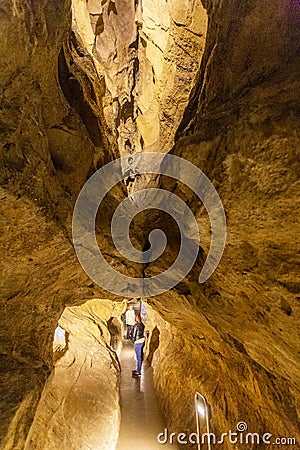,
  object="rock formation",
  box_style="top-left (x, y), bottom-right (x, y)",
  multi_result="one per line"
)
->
top-left (0, 0), bottom-right (299, 449)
